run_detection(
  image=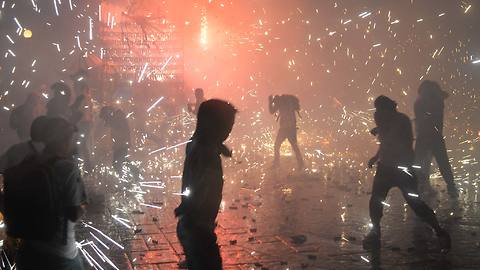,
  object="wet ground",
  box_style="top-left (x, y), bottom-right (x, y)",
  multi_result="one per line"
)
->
top-left (79, 154), bottom-right (480, 270)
